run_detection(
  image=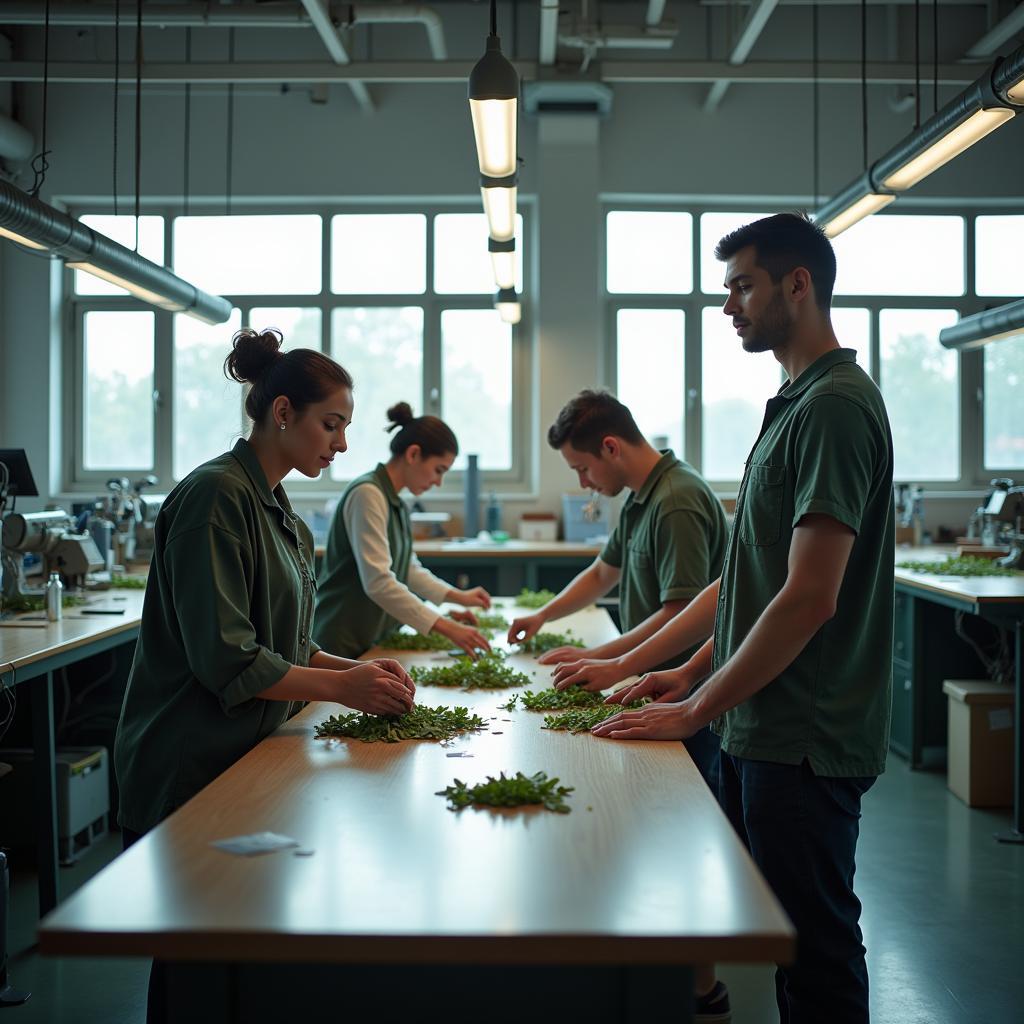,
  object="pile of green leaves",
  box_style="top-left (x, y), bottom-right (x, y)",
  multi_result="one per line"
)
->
top-left (107, 575), bottom-right (147, 590)
top-left (516, 631), bottom-right (585, 655)
top-left (520, 685), bottom-right (605, 711)
top-left (448, 611), bottom-right (509, 631)
top-left (1, 593), bottom-right (87, 614)
top-left (543, 702), bottom-right (647, 733)
top-left (515, 588), bottom-right (557, 609)
top-left (436, 771), bottom-right (574, 813)
top-left (411, 652), bottom-right (532, 690)
top-left (896, 555), bottom-right (1019, 578)
top-left (315, 704), bottom-right (487, 743)
top-left (377, 630), bottom-right (454, 651)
